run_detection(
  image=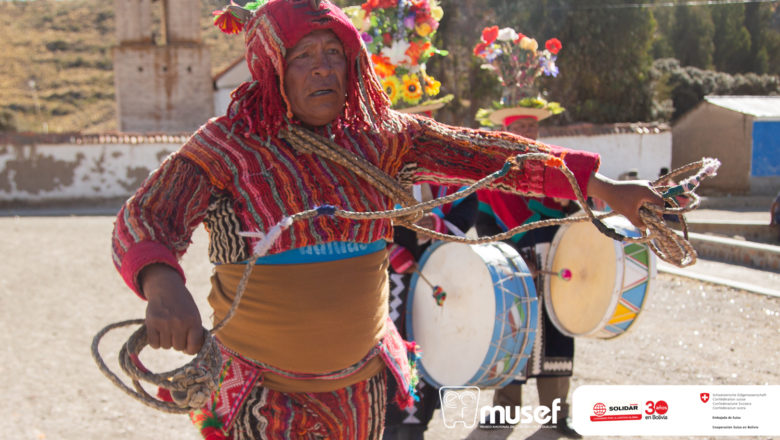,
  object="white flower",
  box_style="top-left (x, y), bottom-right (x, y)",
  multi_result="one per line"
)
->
top-left (381, 40), bottom-right (411, 65)
top-left (497, 27), bottom-right (519, 42)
